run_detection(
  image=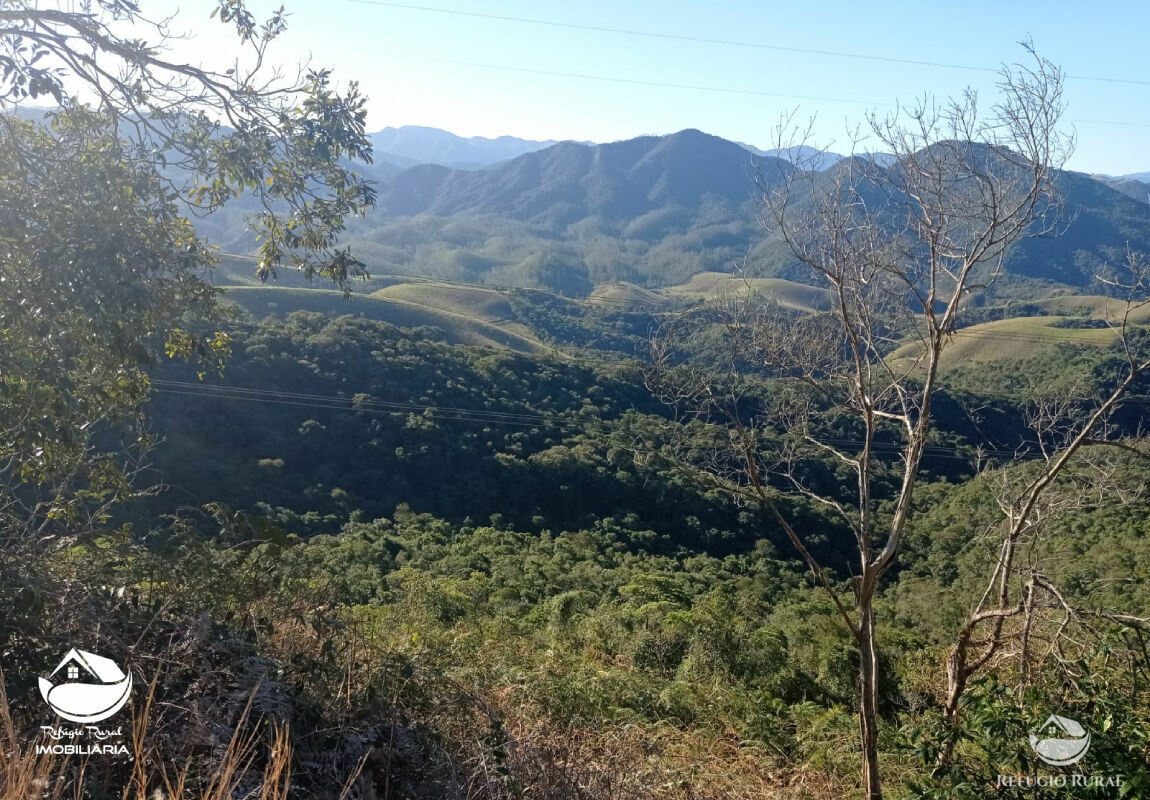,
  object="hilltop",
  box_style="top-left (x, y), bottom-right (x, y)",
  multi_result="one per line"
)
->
top-left (206, 128), bottom-right (1150, 371)
top-left (330, 129), bottom-right (1150, 297)
top-left (369, 125), bottom-right (577, 170)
